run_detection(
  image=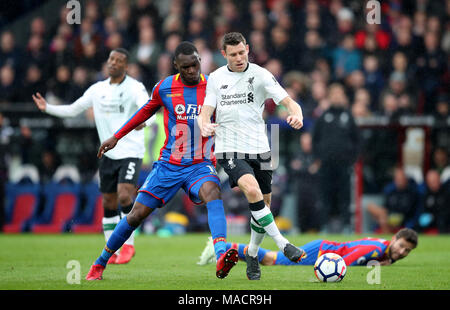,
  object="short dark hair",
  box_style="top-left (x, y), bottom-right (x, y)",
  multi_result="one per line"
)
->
top-left (221, 32), bottom-right (246, 51)
top-left (174, 41), bottom-right (198, 59)
top-left (112, 48), bottom-right (130, 62)
top-left (395, 228), bottom-right (418, 248)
